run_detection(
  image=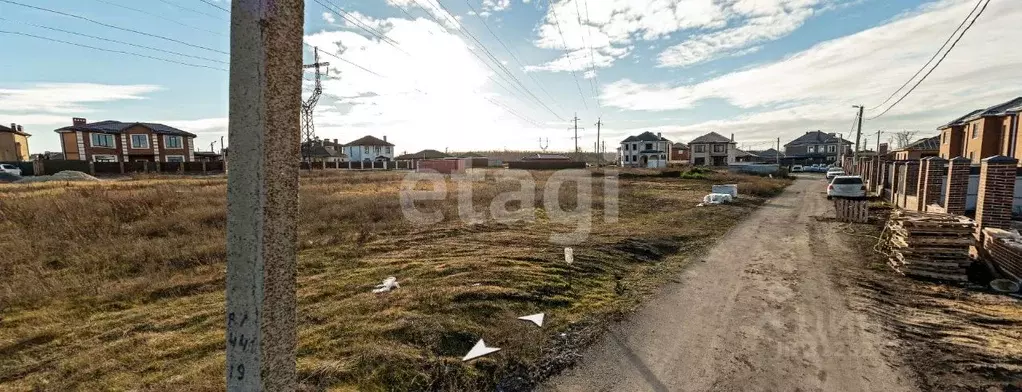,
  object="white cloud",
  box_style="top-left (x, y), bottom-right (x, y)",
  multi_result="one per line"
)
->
top-left (385, 0), bottom-right (461, 29)
top-left (0, 83), bottom-right (160, 113)
top-left (482, 0), bottom-right (511, 13)
top-left (303, 17), bottom-right (564, 152)
top-left (528, 0), bottom-right (827, 72)
top-left (322, 11), bottom-right (336, 24)
top-left (602, 0), bottom-right (1022, 145)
